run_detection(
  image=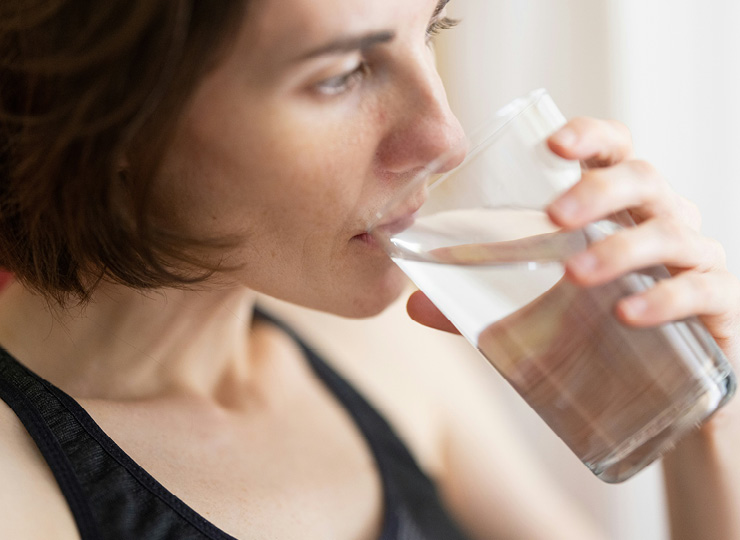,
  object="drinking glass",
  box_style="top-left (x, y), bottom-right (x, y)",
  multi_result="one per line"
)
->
top-left (369, 89), bottom-right (736, 483)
